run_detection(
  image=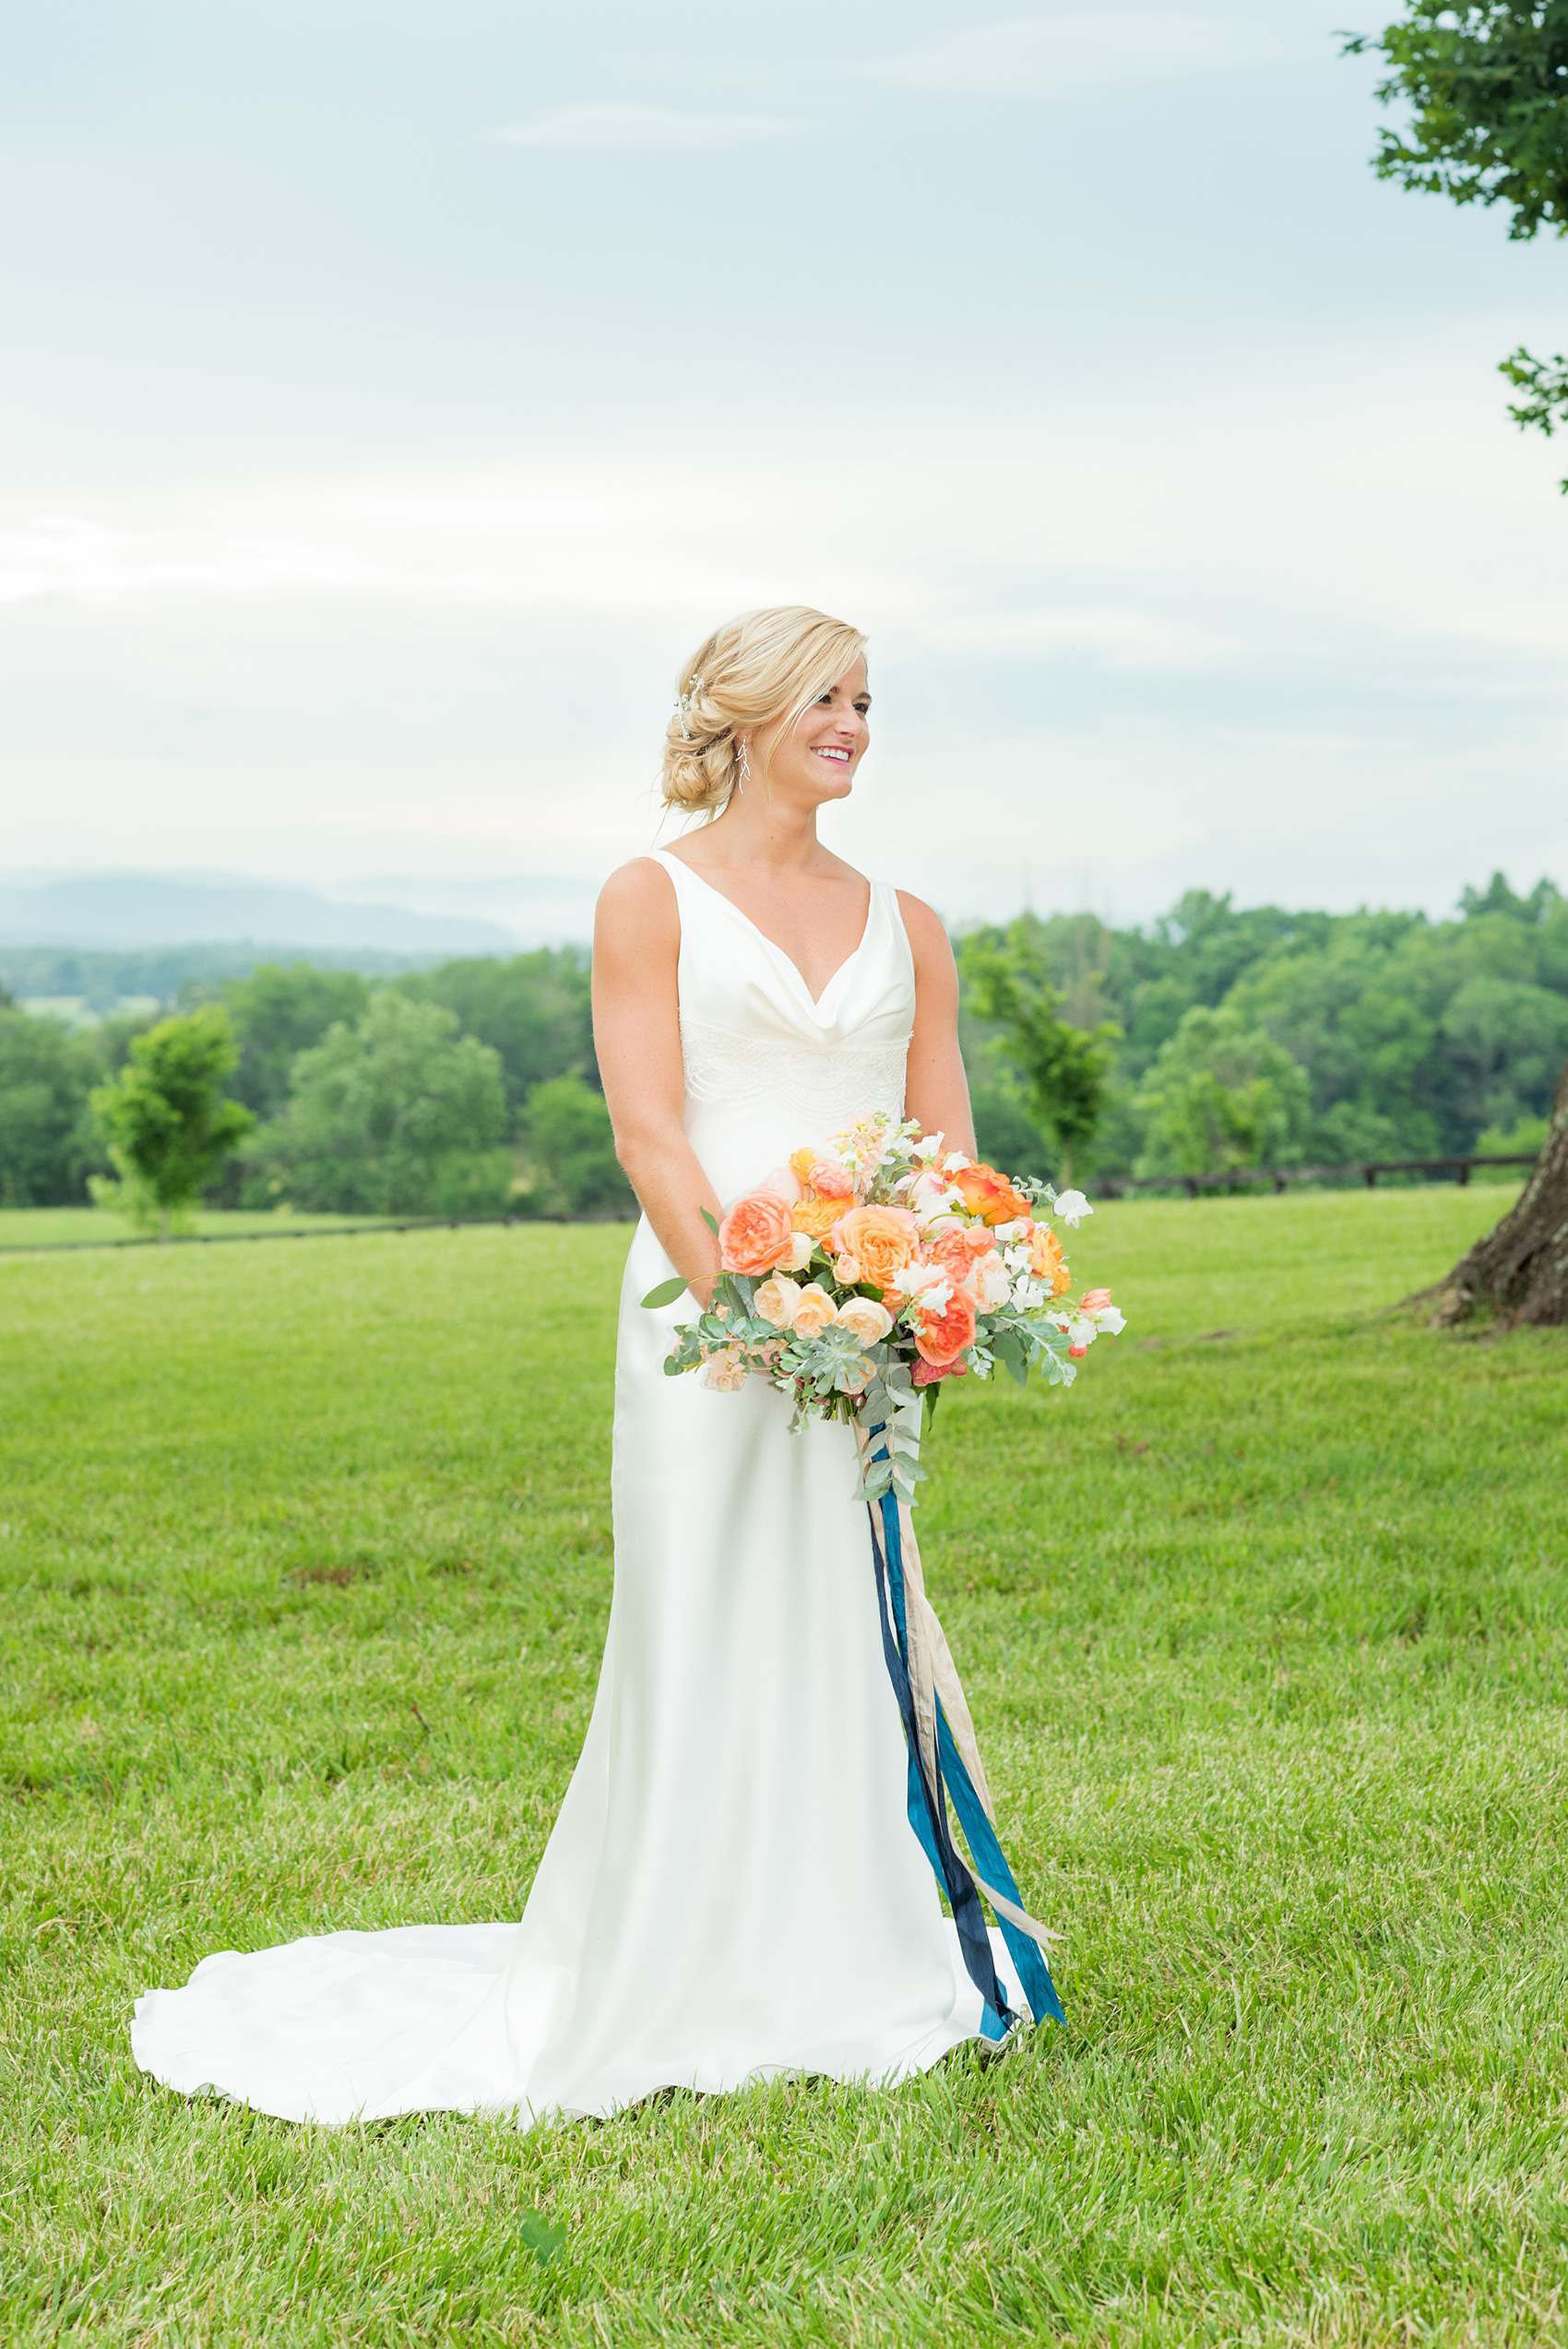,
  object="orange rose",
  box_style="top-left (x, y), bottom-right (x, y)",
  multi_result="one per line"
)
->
top-left (828, 1204), bottom-right (921, 1291)
top-left (1024, 1221), bottom-right (1071, 1294)
top-left (718, 1188), bottom-right (796, 1275)
top-left (791, 1191), bottom-right (840, 1241)
top-left (950, 1162), bottom-right (1034, 1226)
top-left (914, 1286), bottom-right (978, 1367)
